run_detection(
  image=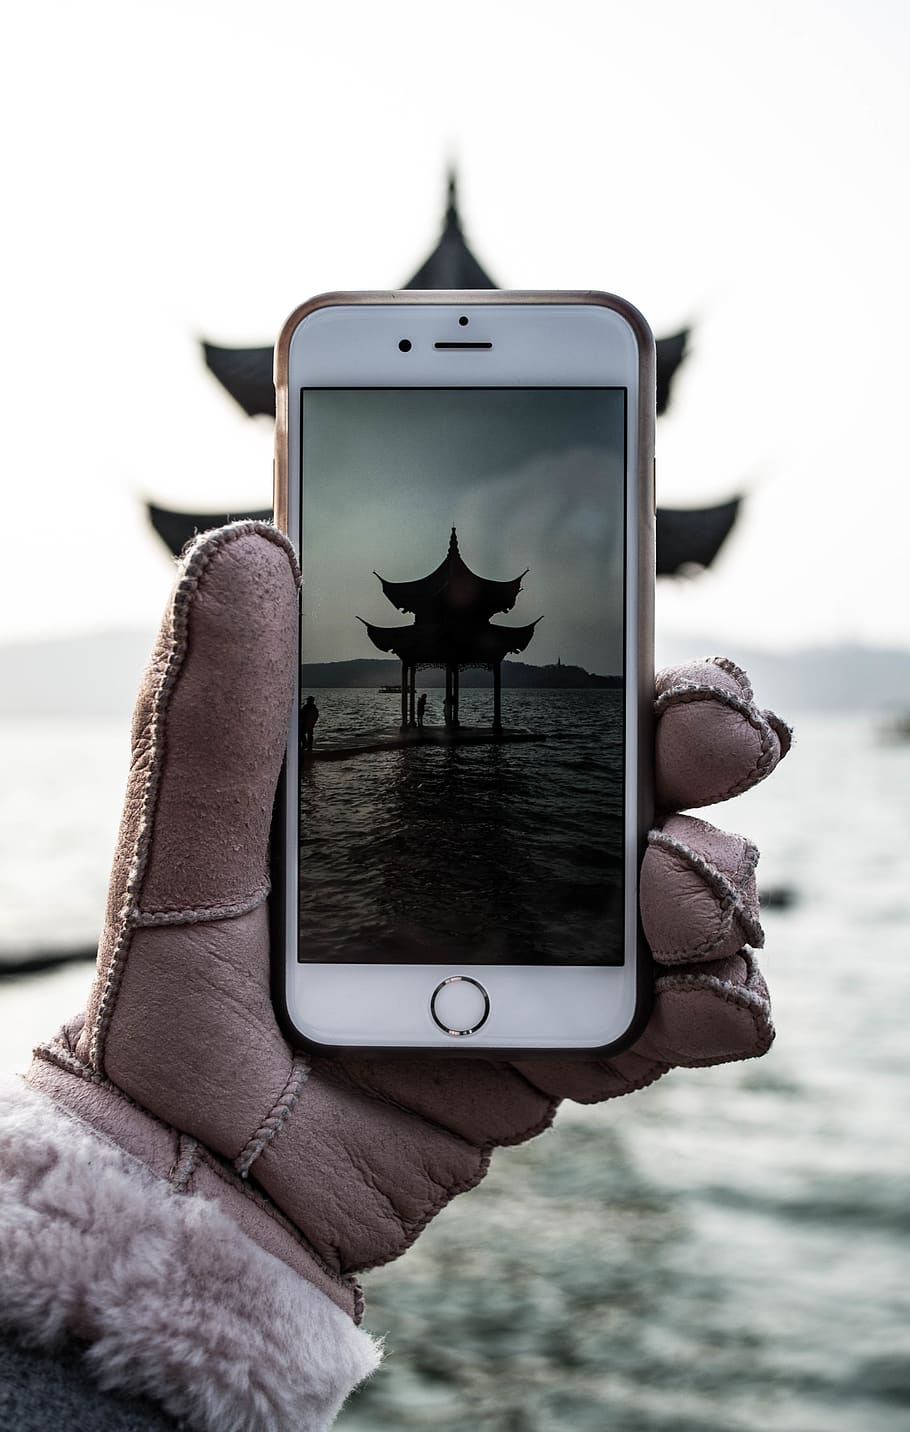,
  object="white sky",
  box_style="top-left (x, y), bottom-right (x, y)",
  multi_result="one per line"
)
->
top-left (1, 0), bottom-right (907, 650)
